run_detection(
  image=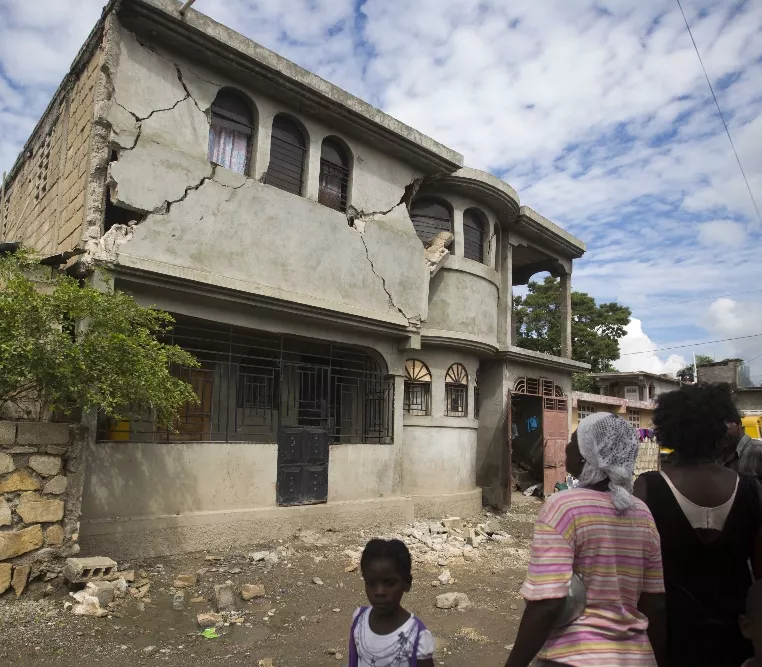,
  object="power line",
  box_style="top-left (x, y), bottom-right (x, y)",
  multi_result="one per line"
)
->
top-left (676, 0), bottom-right (762, 224)
top-left (620, 332), bottom-right (762, 356)
top-left (635, 288), bottom-right (762, 311)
